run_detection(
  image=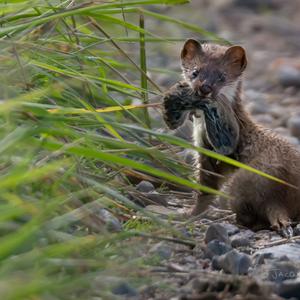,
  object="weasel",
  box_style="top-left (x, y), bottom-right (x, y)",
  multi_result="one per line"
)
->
top-left (163, 39), bottom-right (300, 237)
